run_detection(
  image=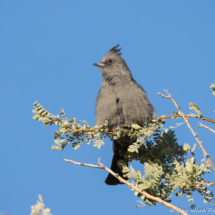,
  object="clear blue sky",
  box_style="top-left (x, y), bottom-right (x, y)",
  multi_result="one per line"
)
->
top-left (1, 1), bottom-right (215, 214)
